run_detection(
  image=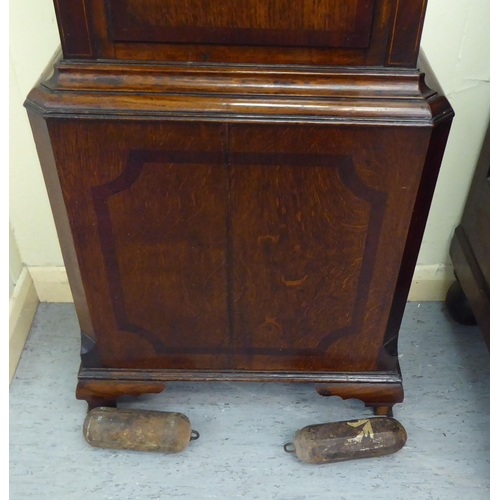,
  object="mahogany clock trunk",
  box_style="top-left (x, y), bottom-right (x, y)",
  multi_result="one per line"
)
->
top-left (26, 0), bottom-right (453, 416)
